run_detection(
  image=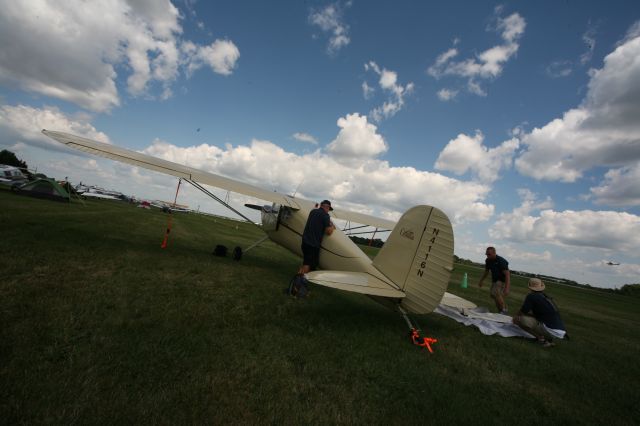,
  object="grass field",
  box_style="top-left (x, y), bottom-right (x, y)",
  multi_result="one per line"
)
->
top-left (1, 190), bottom-right (639, 424)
